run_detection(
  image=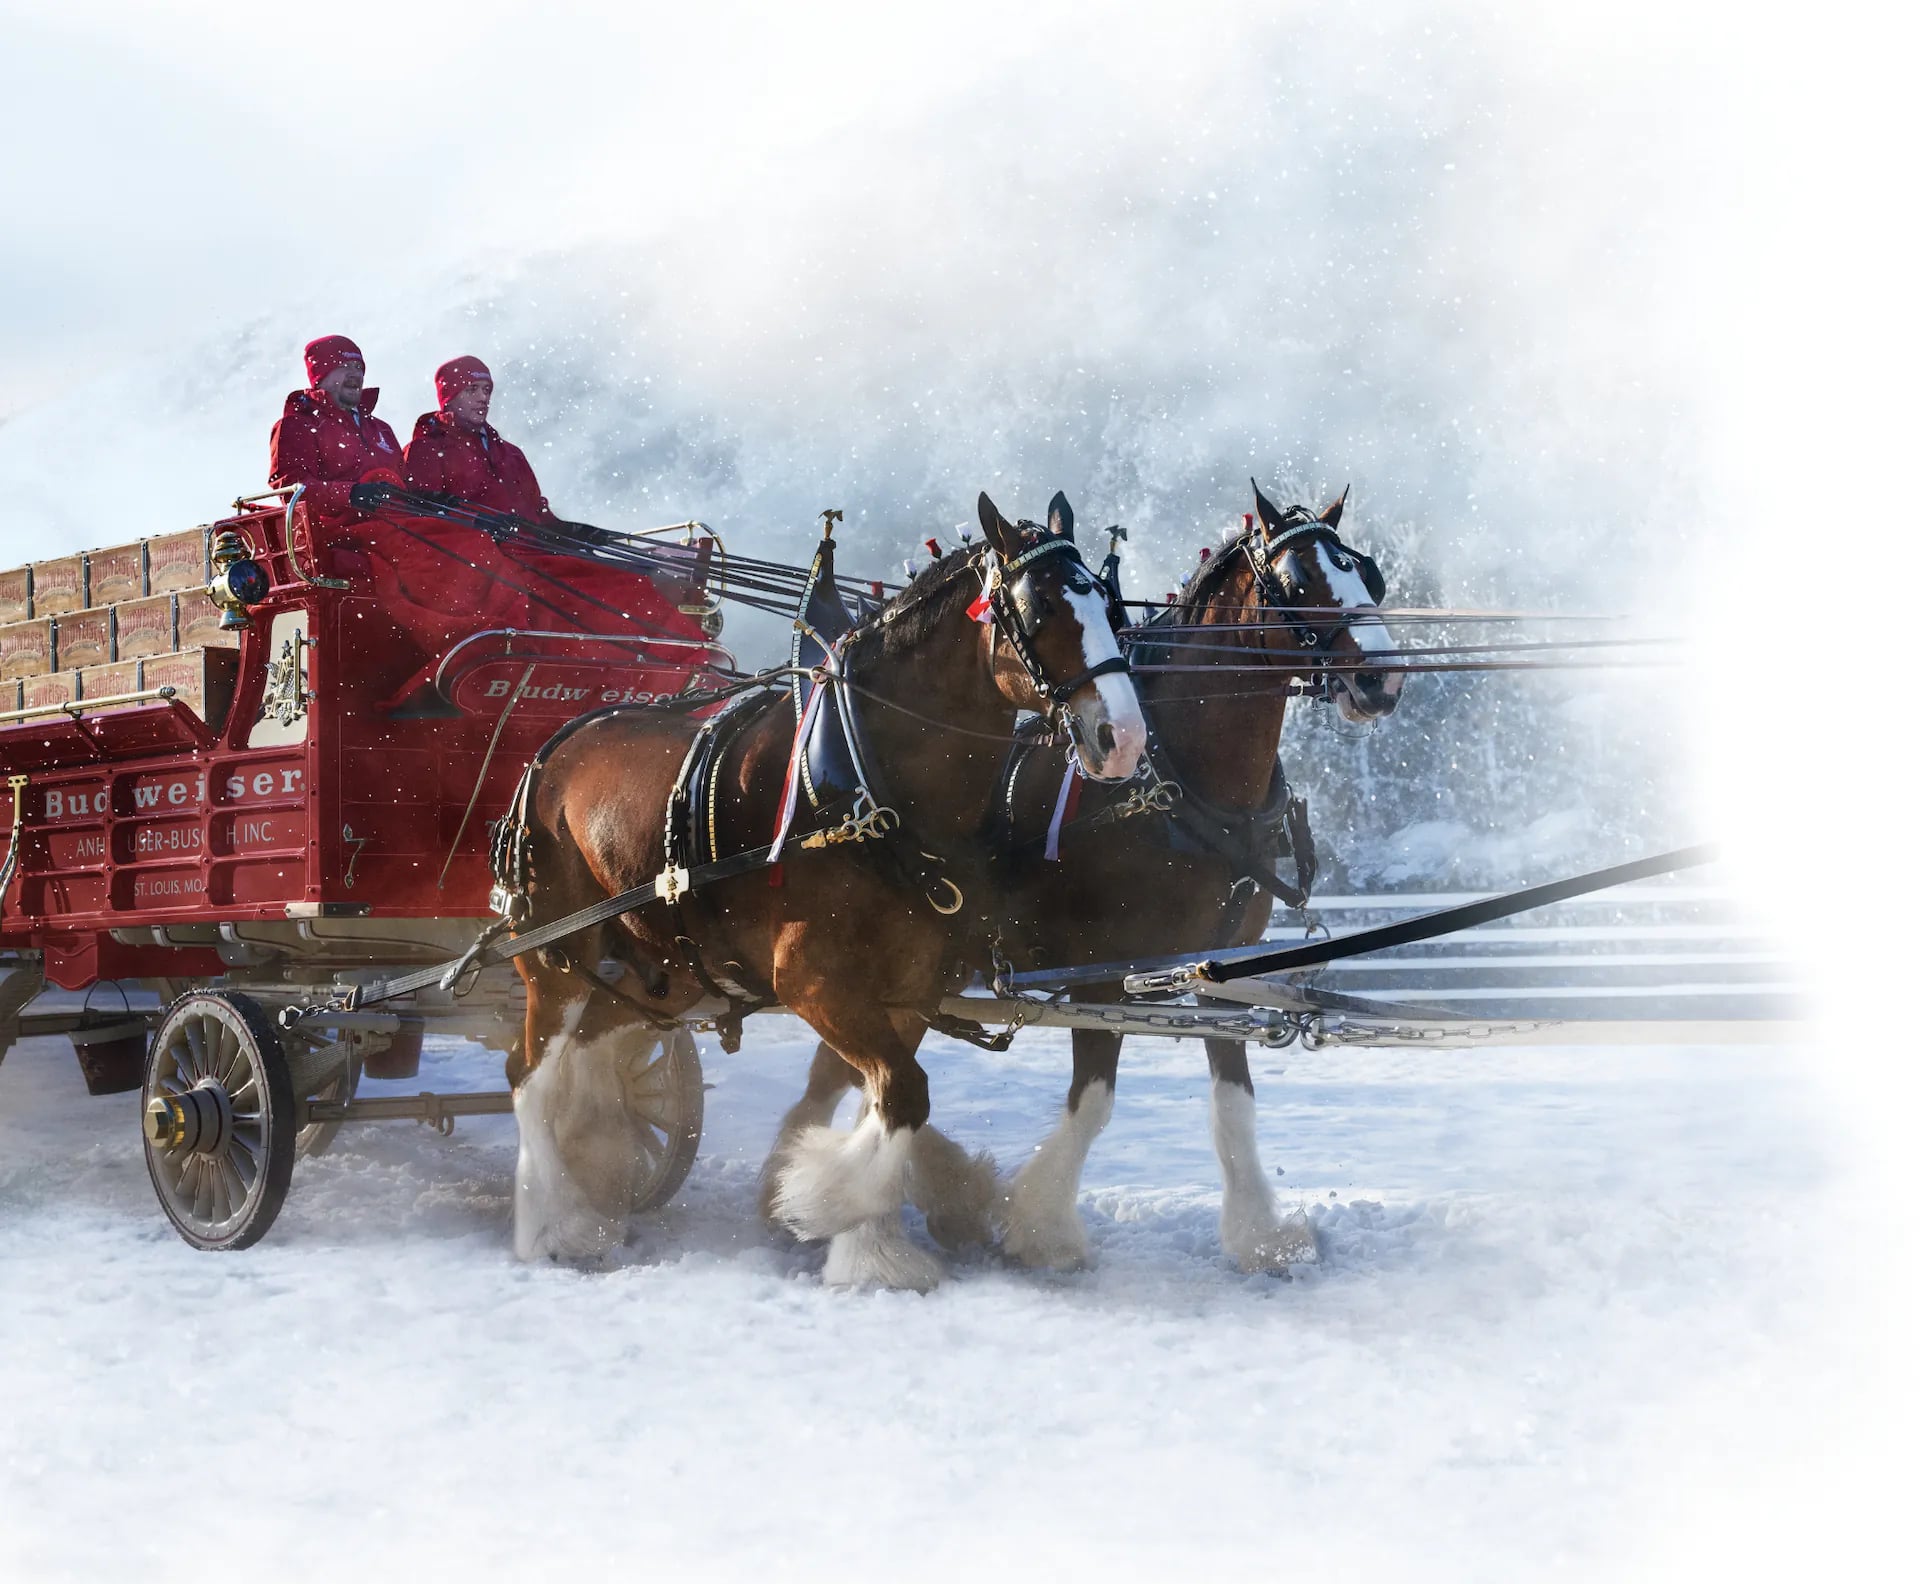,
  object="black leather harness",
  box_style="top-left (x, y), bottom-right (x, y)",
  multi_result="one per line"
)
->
top-left (463, 529), bottom-right (1127, 1051)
